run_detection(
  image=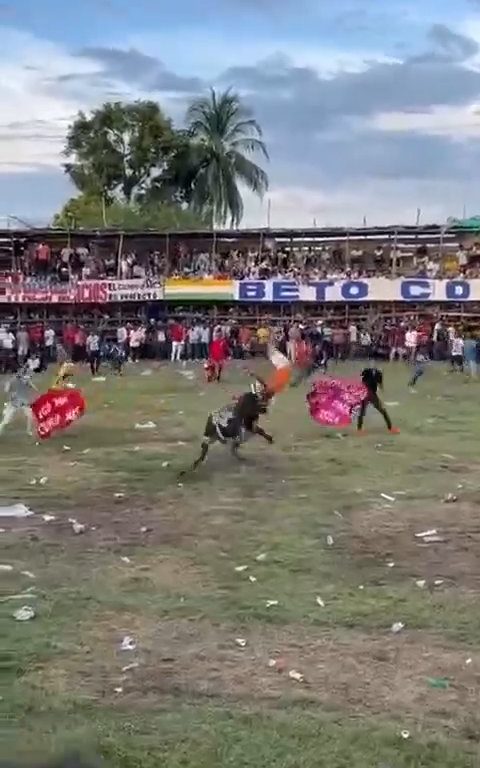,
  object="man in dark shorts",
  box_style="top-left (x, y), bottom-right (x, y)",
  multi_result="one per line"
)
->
top-left (357, 367), bottom-right (400, 434)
